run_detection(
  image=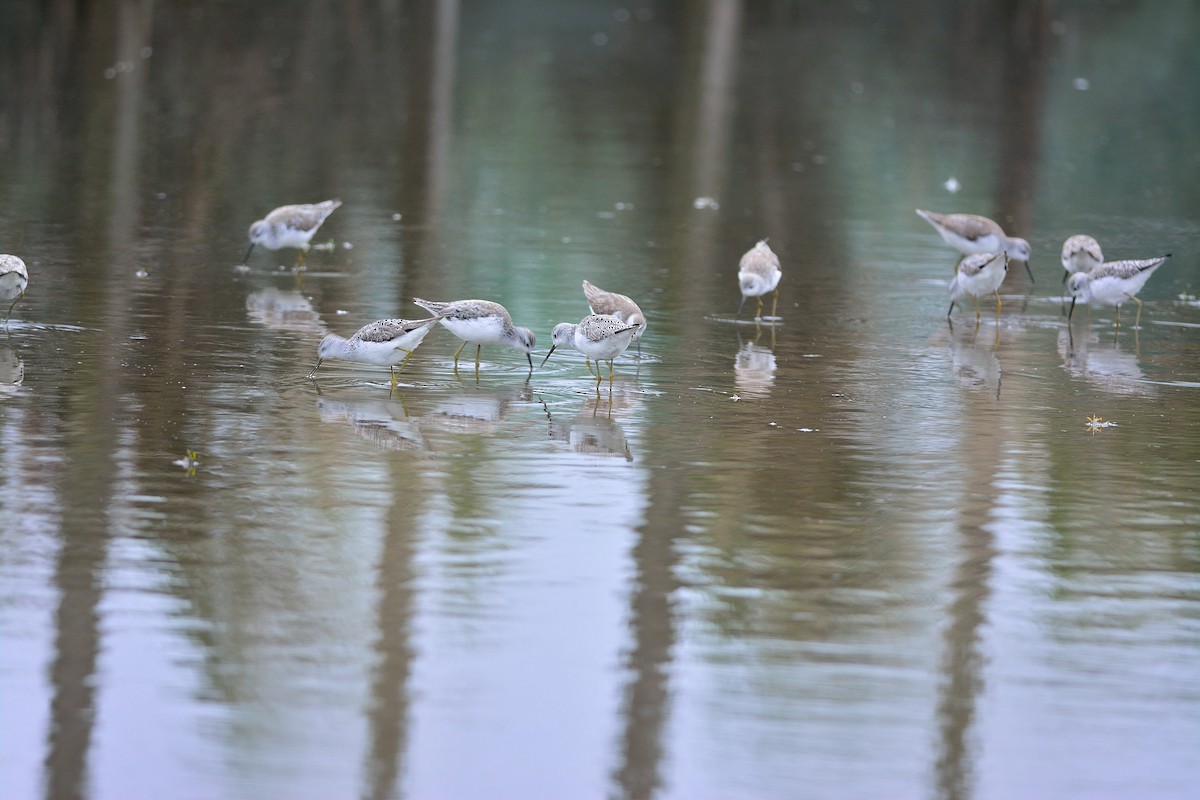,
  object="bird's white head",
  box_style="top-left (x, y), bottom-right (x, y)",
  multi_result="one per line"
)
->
top-left (549, 323), bottom-right (576, 350)
top-left (514, 326), bottom-right (536, 353)
top-left (248, 220), bottom-right (267, 244)
top-left (1005, 237), bottom-right (1032, 262)
top-left (317, 334), bottom-right (346, 361)
top-left (1066, 272), bottom-right (1090, 298)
